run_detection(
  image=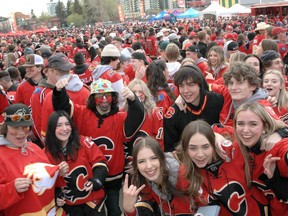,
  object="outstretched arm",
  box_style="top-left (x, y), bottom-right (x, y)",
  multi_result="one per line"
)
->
top-left (123, 87), bottom-right (145, 139)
